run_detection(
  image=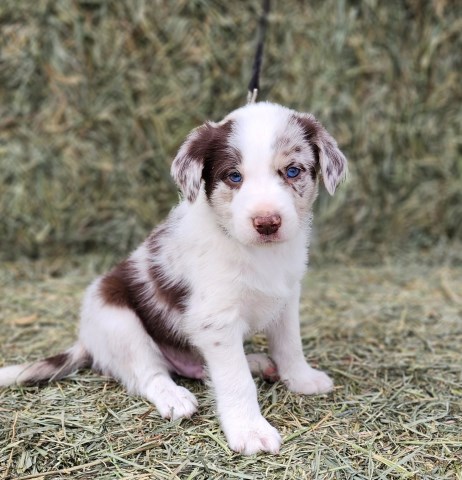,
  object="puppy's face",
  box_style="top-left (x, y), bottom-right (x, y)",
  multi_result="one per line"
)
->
top-left (171, 103), bottom-right (347, 246)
